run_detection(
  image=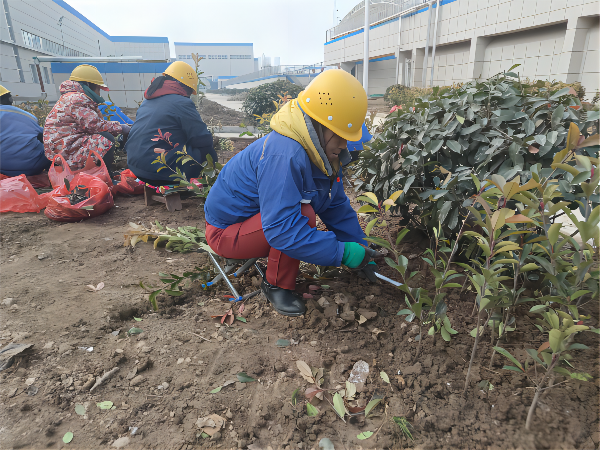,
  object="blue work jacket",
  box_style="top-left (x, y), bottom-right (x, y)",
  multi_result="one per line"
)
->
top-left (0, 105), bottom-right (48, 176)
top-left (204, 131), bottom-right (366, 267)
